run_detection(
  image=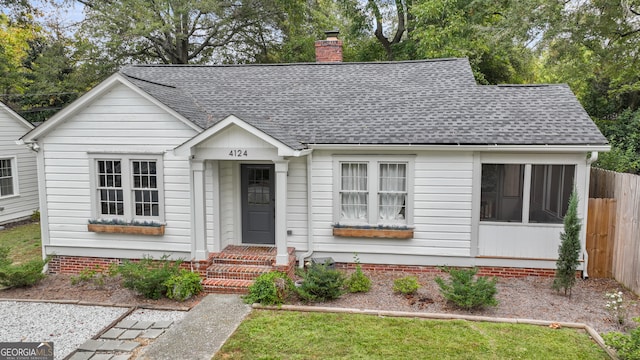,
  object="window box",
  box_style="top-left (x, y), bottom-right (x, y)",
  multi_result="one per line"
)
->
top-left (332, 227), bottom-right (413, 239)
top-left (87, 223), bottom-right (165, 236)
